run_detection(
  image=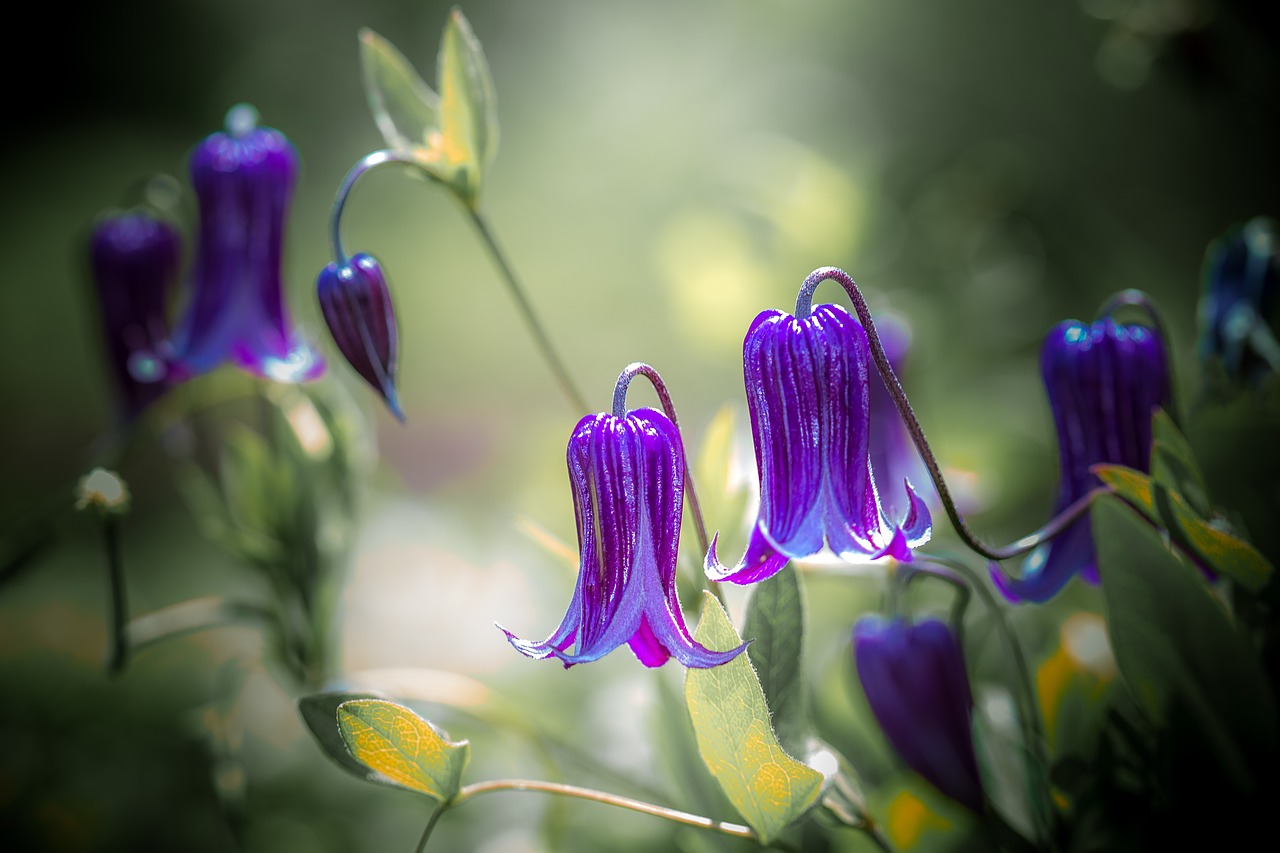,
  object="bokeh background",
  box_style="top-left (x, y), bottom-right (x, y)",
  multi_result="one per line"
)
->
top-left (2, 1), bottom-right (1278, 851)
